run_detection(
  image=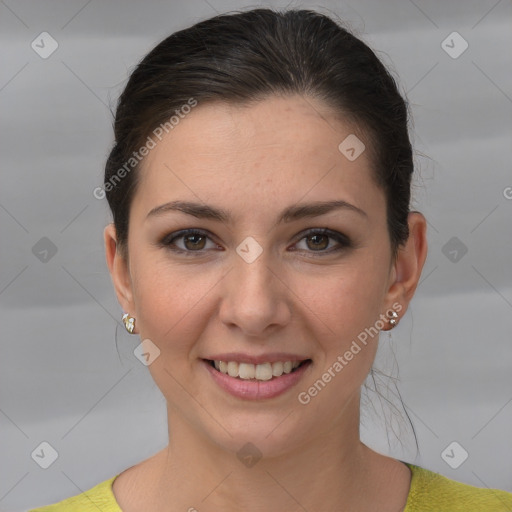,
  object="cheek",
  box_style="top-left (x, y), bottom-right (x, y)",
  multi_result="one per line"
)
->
top-left (130, 253), bottom-right (222, 353)
top-left (293, 263), bottom-right (388, 411)
top-left (308, 260), bottom-right (388, 341)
